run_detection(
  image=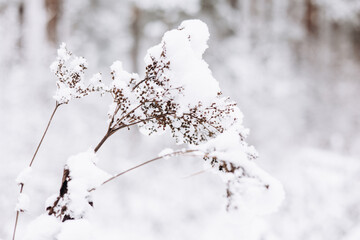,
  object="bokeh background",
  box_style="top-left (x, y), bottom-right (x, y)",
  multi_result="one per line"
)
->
top-left (1, 0), bottom-right (360, 239)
